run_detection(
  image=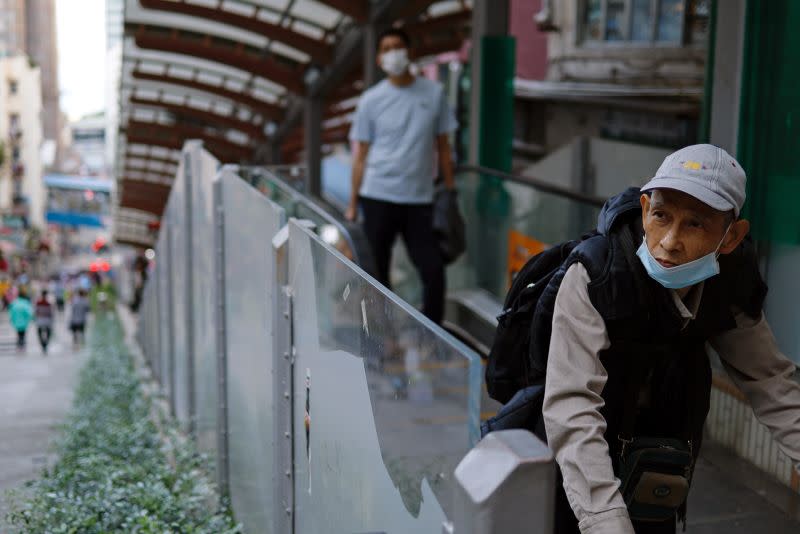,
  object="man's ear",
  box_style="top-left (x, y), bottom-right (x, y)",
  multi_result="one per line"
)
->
top-left (719, 219), bottom-right (750, 254)
top-left (640, 193), bottom-right (650, 220)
